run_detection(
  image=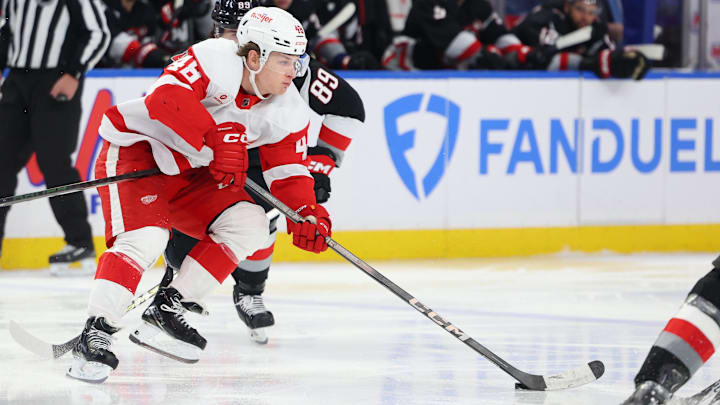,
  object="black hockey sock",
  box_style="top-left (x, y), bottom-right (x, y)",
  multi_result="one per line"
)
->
top-left (634, 347), bottom-right (690, 392)
top-left (231, 268), bottom-right (269, 294)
